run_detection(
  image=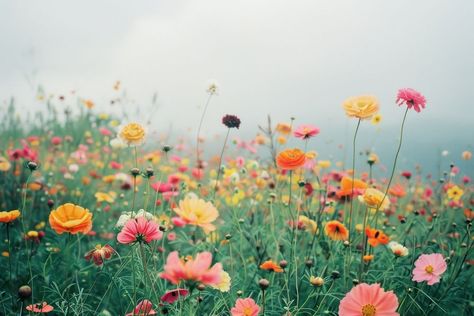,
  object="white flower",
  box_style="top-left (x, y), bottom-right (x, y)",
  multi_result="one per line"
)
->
top-left (110, 137), bottom-right (126, 149)
top-left (441, 150), bottom-right (449, 157)
top-left (388, 241), bottom-right (409, 257)
top-left (116, 209), bottom-right (154, 228)
top-left (206, 80), bottom-right (219, 95)
top-left (69, 164), bottom-right (79, 173)
top-left (230, 172), bottom-right (240, 184)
